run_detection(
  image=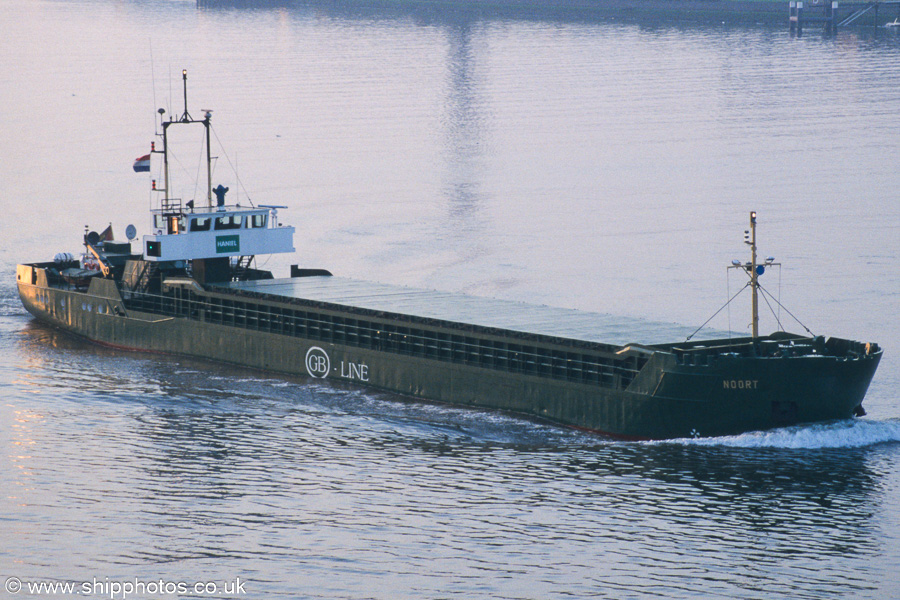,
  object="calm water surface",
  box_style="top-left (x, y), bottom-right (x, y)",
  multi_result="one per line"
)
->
top-left (1, 0), bottom-right (899, 598)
